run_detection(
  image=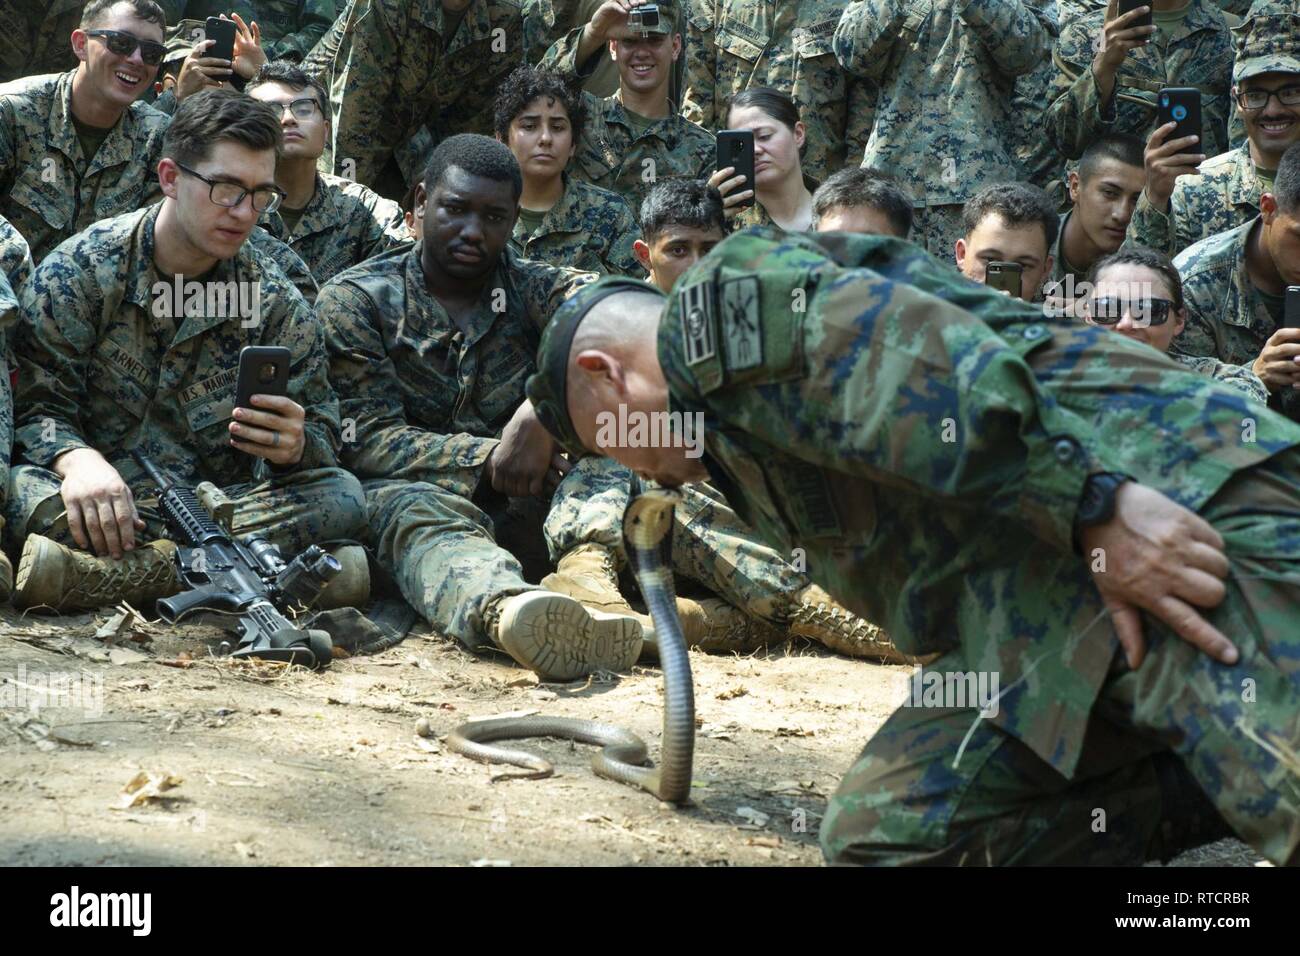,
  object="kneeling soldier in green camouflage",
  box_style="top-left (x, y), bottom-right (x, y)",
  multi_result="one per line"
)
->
top-left (5, 89), bottom-right (368, 613)
top-left (528, 228), bottom-right (1300, 866)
